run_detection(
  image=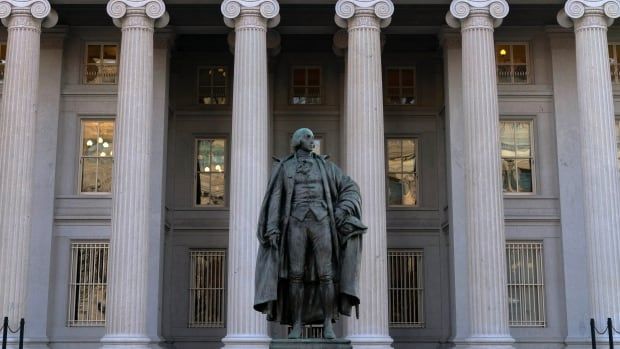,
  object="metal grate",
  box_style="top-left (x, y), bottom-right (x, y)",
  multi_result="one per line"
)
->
top-left (388, 249), bottom-right (424, 328)
top-left (68, 242), bottom-right (109, 327)
top-left (189, 249), bottom-right (226, 328)
top-left (287, 325), bottom-right (324, 338)
top-left (506, 241), bottom-right (546, 327)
